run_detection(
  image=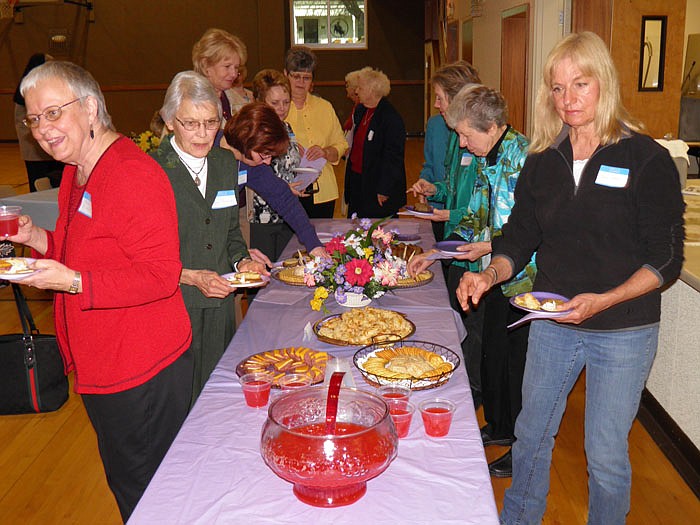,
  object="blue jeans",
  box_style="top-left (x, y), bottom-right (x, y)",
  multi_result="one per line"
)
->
top-left (500, 320), bottom-right (659, 525)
